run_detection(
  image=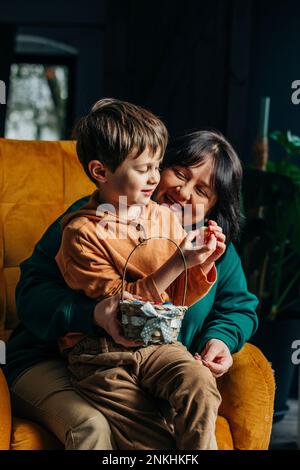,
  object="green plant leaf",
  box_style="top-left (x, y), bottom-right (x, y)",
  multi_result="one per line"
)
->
top-left (240, 166), bottom-right (300, 319)
top-left (270, 130), bottom-right (300, 156)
